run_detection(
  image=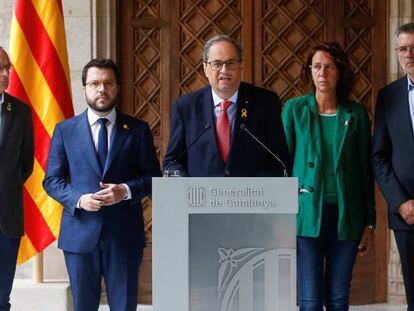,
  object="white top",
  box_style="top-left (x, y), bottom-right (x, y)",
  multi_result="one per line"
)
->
top-left (87, 107), bottom-right (116, 152)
